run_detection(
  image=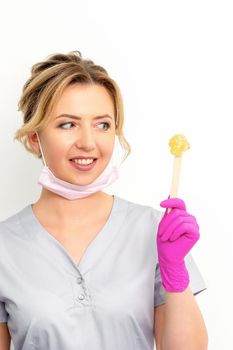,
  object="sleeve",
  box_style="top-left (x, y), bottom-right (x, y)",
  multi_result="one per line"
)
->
top-left (0, 301), bottom-right (8, 323)
top-left (154, 253), bottom-right (207, 307)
